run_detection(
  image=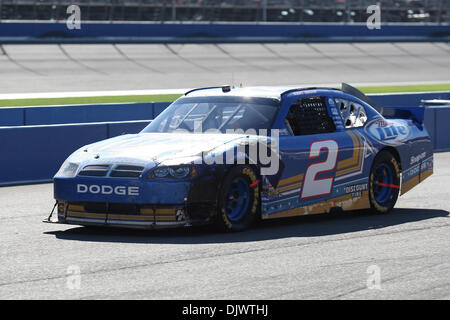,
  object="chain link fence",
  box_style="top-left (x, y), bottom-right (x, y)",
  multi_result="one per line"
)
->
top-left (0, 0), bottom-right (449, 23)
